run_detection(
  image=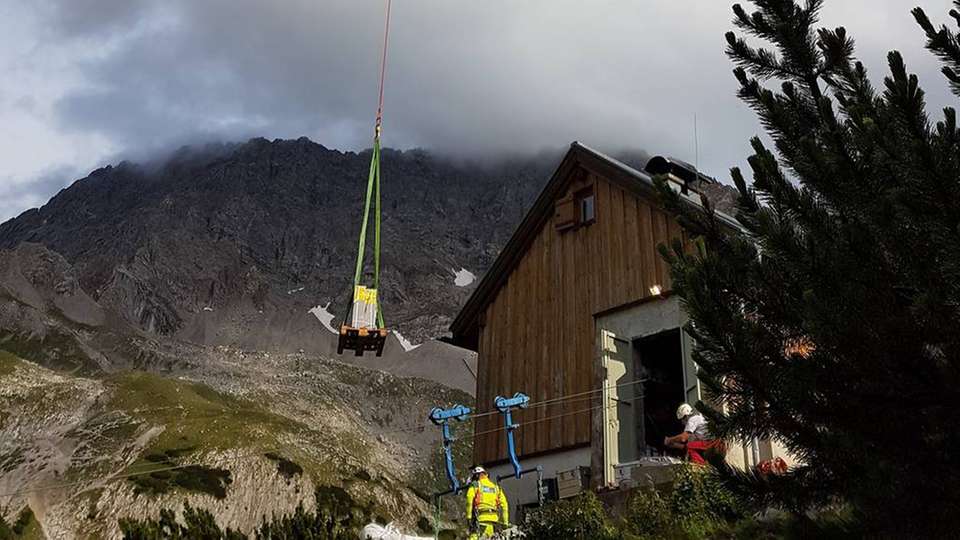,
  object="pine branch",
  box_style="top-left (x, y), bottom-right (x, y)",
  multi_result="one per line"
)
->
top-left (726, 32), bottom-right (804, 80)
top-left (657, 2), bottom-right (960, 532)
top-left (913, 6), bottom-right (960, 96)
